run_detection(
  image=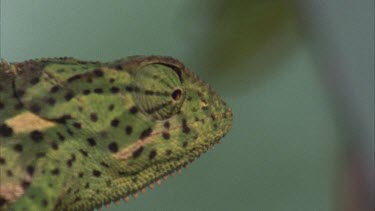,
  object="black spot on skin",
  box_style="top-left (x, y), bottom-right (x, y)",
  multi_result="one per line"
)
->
top-left (163, 121), bottom-right (170, 129)
top-left (66, 154), bottom-right (76, 168)
top-left (30, 130), bottom-right (43, 143)
top-left (26, 165), bottom-right (35, 176)
top-left (129, 106), bottom-right (138, 114)
top-left (67, 129), bottom-right (74, 136)
top-left (42, 199), bottom-right (48, 207)
top-left (79, 149), bottom-right (88, 157)
top-left (0, 124), bottom-right (13, 137)
top-left (65, 92), bottom-right (75, 101)
top-left (93, 170), bottom-right (101, 177)
top-left (30, 77), bottom-right (40, 85)
top-left (100, 162), bottom-right (110, 168)
top-left (14, 103), bottom-right (23, 110)
top-left (21, 180), bottom-right (31, 189)
top-left (0, 157), bottom-right (5, 165)
top-left (57, 132), bottom-right (65, 141)
top-left (118, 171), bottom-right (128, 176)
top-left (125, 126), bottom-right (133, 135)
top-left (139, 128), bottom-right (152, 140)
top-left (83, 89), bottom-right (91, 95)
top-left (78, 172), bottom-right (84, 178)
top-left (30, 104), bottom-right (41, 114)
top-left (110, 86), bottom-right (120, 93)
top-left (51, 142), bottom-right (59, 150)
top-left (51, 168), bottom-right (60, 175)
top-left (87, 138), bottom-right (96, 146)
top-left (14, 144), bottom-right (23, 152)
top-left (132, 147), bottom-right (144, 158)
top-left (46, 97), bottom-right (56, 106)
top-left (165, 150), bottom-right (172, 156)
top-left (125, 85), bottom-right (134, 92)
top-left (6, 170), bottom-right (13, 177)
top-left (110, 119), bottom-right (119, 127)
top-left (67, 159), bottom-right (73, 167)
top-left (50, 85), bottom-right (60, 93)
top-left (90, 113), bottom-right (98, 122)
top-left (94, 88), bottom-right (103, 94)
top-left (182, 127), bottom-right (190, 133)
top-left (93, 69), bottom-right (104, 77)
top-left (108, 142), bottom-right (118, 153)
top-left (108, 104), bottom-right (115, 111)
top-left (73, 122), bottom-right (81, 129)
top-left (162, 132), bottom-right (170, 140)
top-left (145, 90), bottom-right (154, 95)
top-left (149, 150), bottom-right (157, 160)
top-left (0, 197), bottom-right (7, 206)
top-left (73, 196), bottom-right (81, 203)
top-left (182, 119), bottom-right (191, 134)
